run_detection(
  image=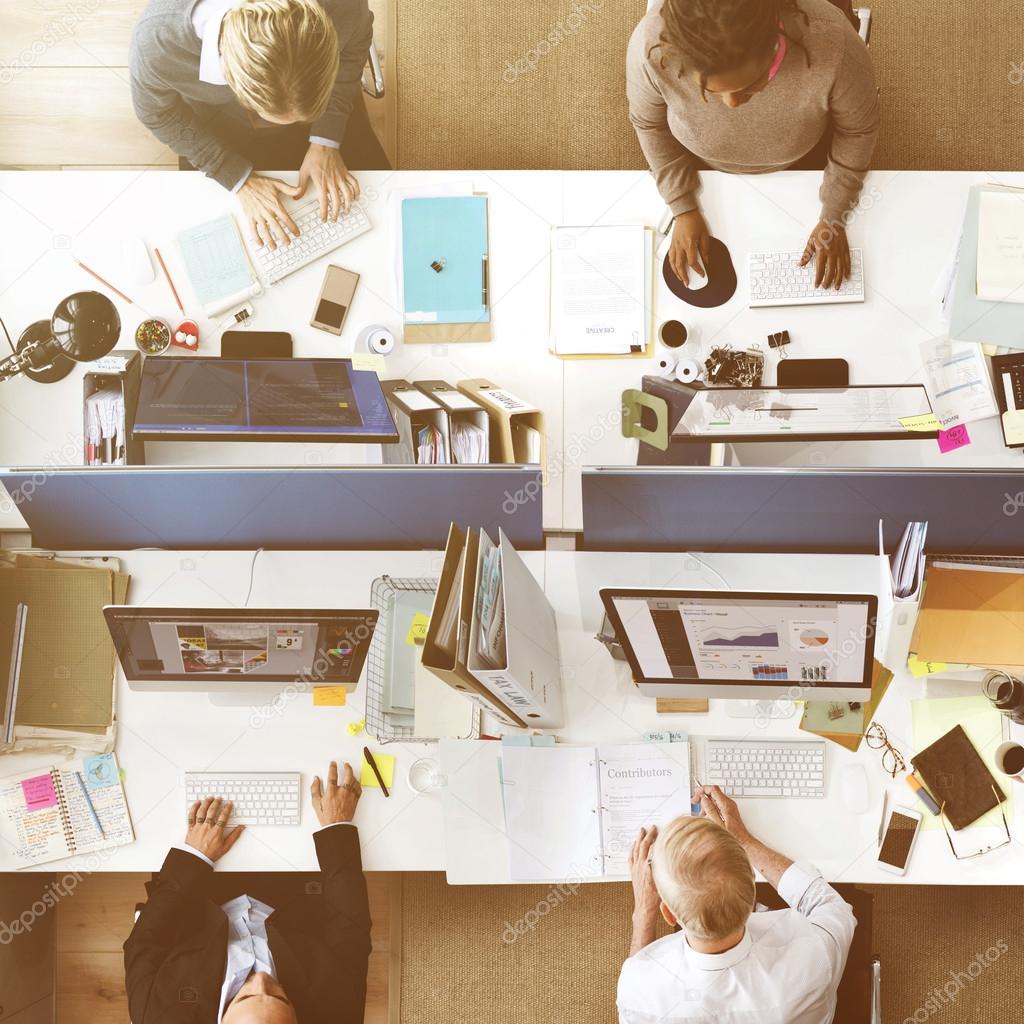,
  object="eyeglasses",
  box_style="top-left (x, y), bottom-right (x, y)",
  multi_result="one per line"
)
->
top-left (864, 722), bottom-right (907, 778)
top-left (940, 785), bottom-right (1012, 860)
